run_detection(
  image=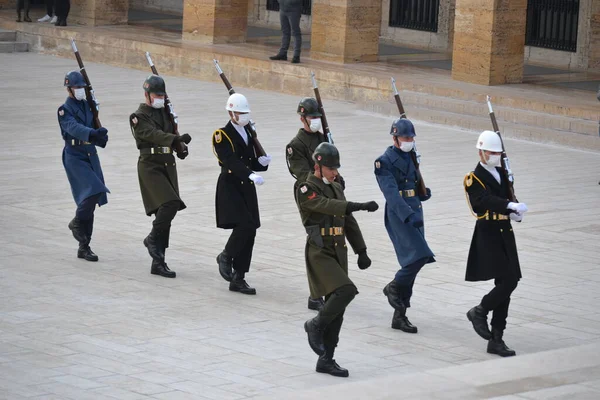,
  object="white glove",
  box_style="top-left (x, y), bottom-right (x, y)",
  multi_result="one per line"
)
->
top-left (249, 173), bottom-right (264, 186)
top-left (258, 154), bottom-right (272, 167)
top-left (510, 212), bottom-right (523, 222)
top-left (507, 202), bottom-right (528, 214)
